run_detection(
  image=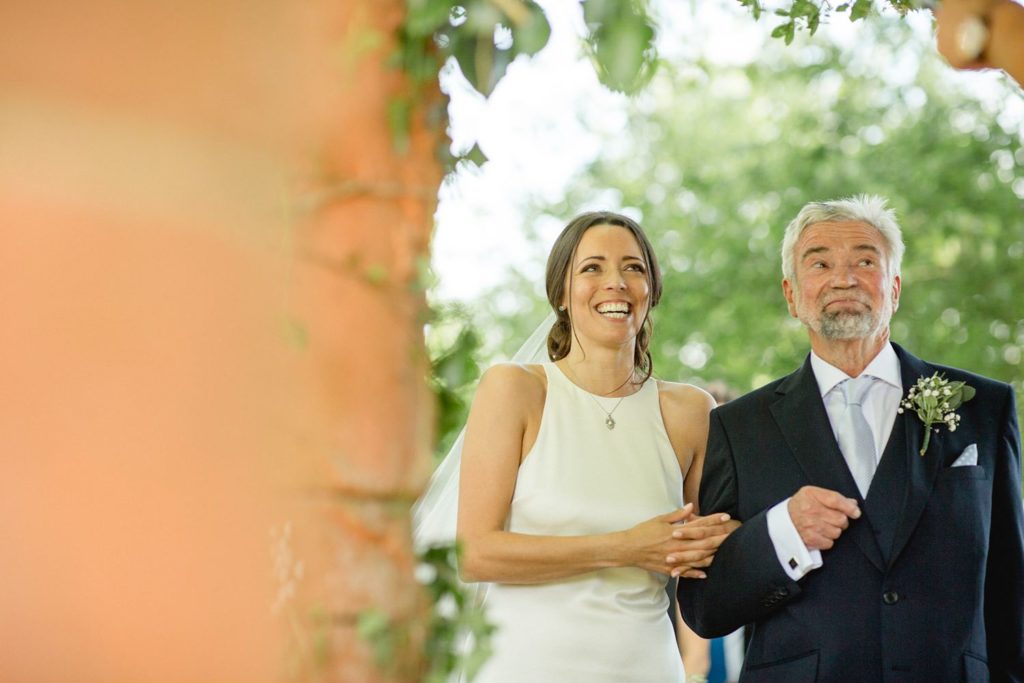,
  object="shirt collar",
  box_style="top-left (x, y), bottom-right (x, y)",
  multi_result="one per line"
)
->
top-left (809, 342), bottom-right (902, 398)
